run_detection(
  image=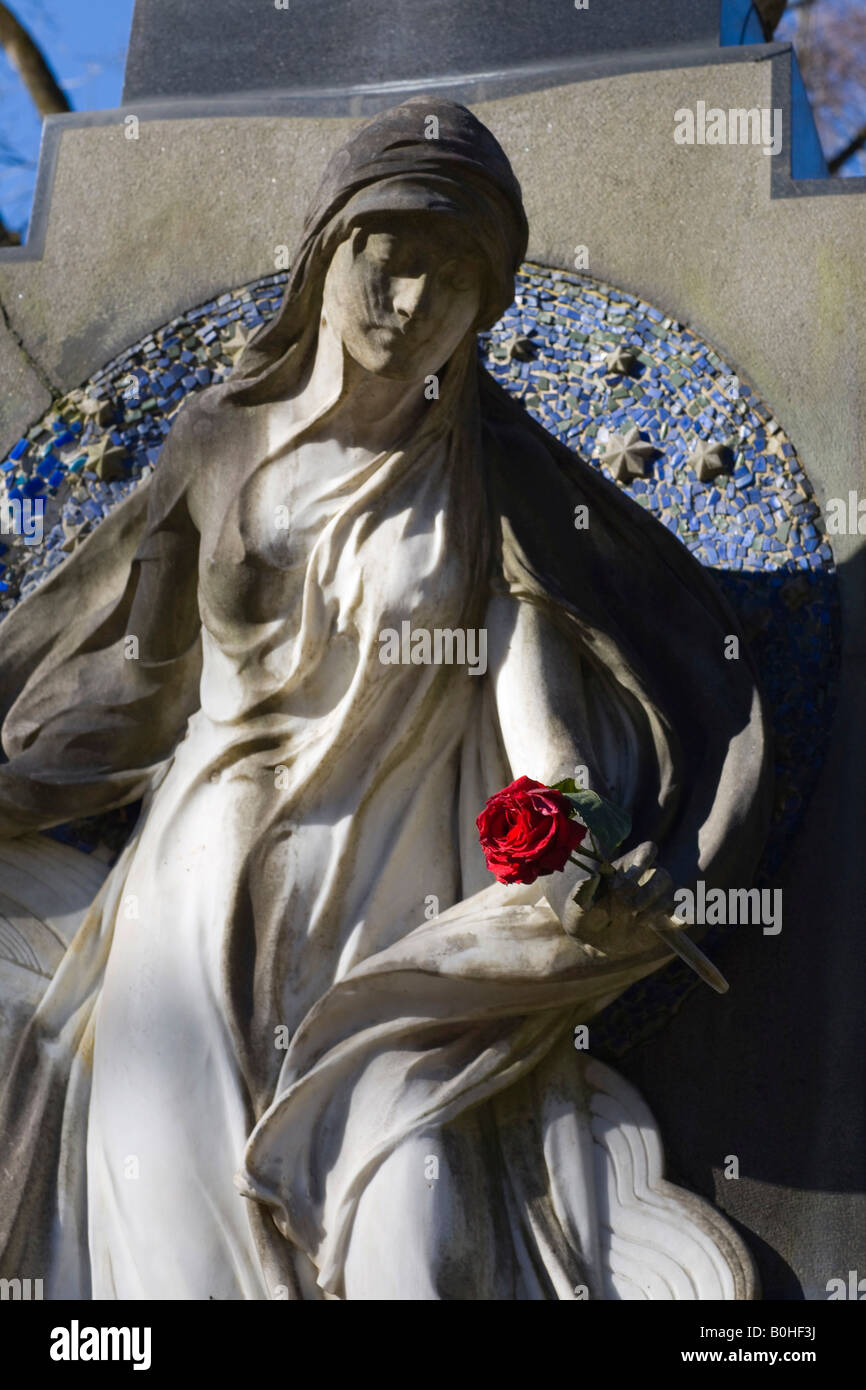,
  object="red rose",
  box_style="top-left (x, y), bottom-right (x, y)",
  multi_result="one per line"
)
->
top-left (476, 776), bottom-right (587, 885)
